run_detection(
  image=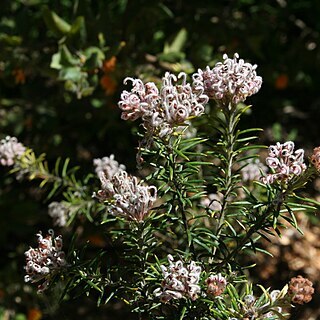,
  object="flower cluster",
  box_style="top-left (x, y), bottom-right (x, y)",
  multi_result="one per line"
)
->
top-left (263, 290), bottom-right (283, 318)
top-left (118, 72), bottom-right (208, 137)
top-left (0, 136), bottom-right (26, 166)
top-left (205, 273), bottom-right (227, 297)
top-left (48, 202), bottom-right (69, 227)
top-left (261, 141), bottom-right (306, 184)
top-left (241, 294), bottom-right (258, 319)
top-left (95, 170), bottom-right (157, 222)
top-left (241, 158), bottom-right (267, 182)
top-left (154, 255), bottom-right (202, 302)
top-left (310, 146), bottom-right (320, 171)
top-left (241, 291), bottom-right (283, 319)
top-left (193, 53), bottom-right (262, 106)
top-left (24, 230), bottom-right (67, 293)
top-left (288, 275), bottom-right (314, 304)
top-left (93, 154), bottom-right (126, 180)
